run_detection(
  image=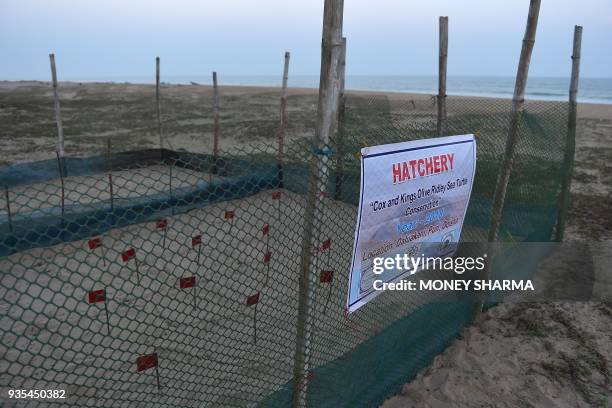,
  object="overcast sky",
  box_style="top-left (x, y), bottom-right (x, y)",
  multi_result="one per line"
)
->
top-left (0, 0), bottom-right (610, 80)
